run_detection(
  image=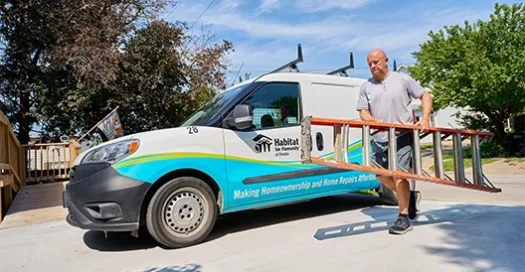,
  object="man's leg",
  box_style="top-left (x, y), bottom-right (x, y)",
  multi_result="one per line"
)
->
top-left (395, 178), bottom-right (410, 215)
top-left (377, 176), bottom-right (396, 192)
top-left (408, 148), bottom-right (421, 220)
top-left (371, 140), bottom-right (397, 191)
top-left (388, 139), bottom-right (415, 234)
